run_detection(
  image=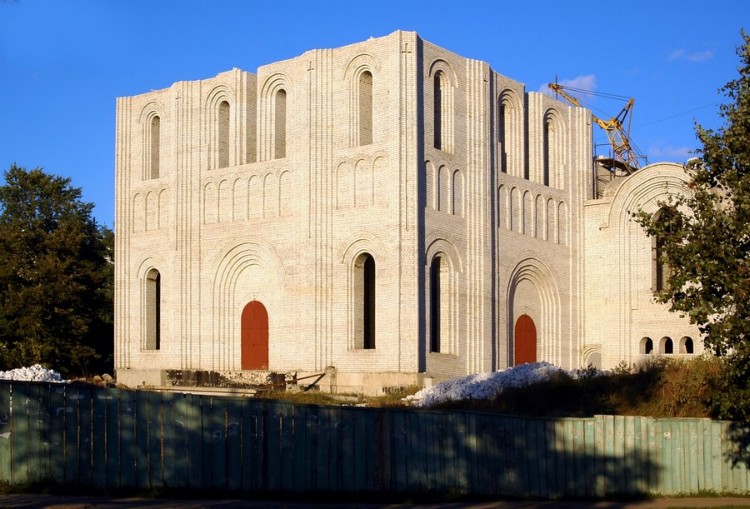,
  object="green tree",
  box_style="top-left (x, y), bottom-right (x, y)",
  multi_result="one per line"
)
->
top-left (0, 164), bottom-right (113, 376)
top-left (637, 31), bottom-right (750, 433)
